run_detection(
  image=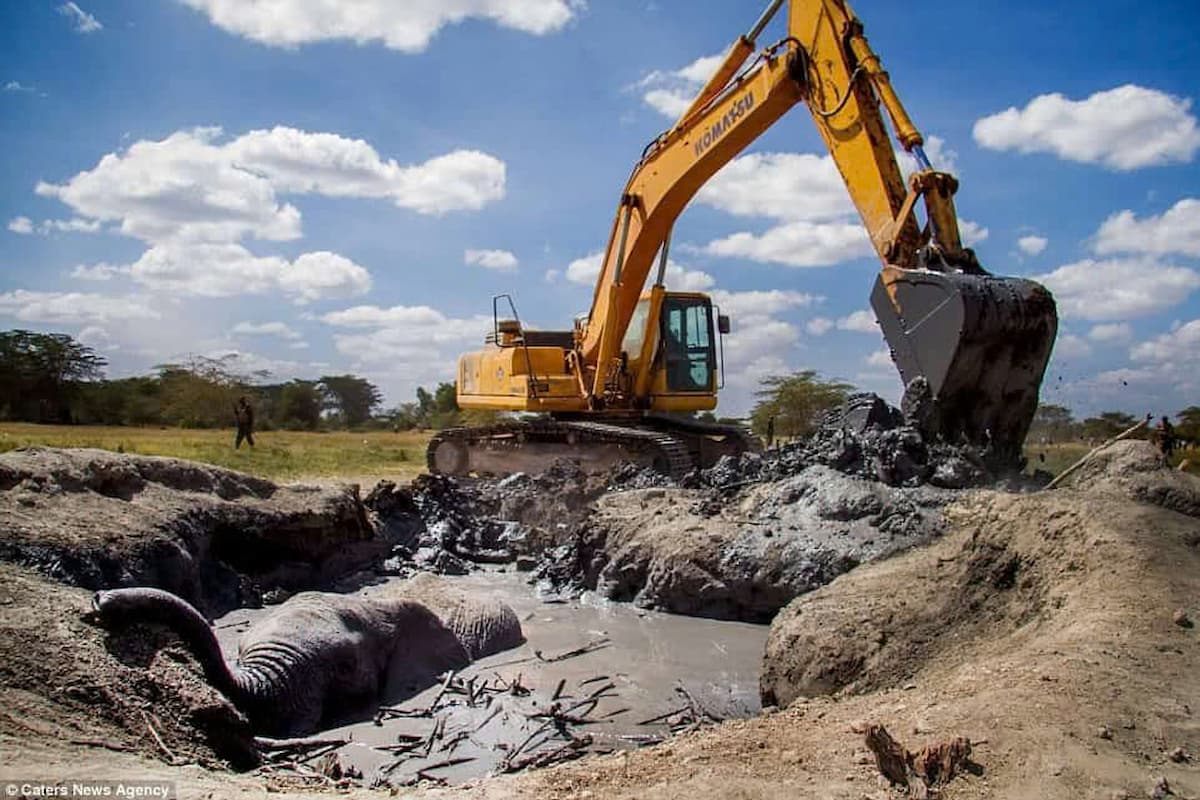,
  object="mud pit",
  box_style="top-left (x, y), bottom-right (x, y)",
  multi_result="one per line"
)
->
top-left (213, 570), bottom-right (766, 786)
top-left (2, 417), bottom-right (1198, 799)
